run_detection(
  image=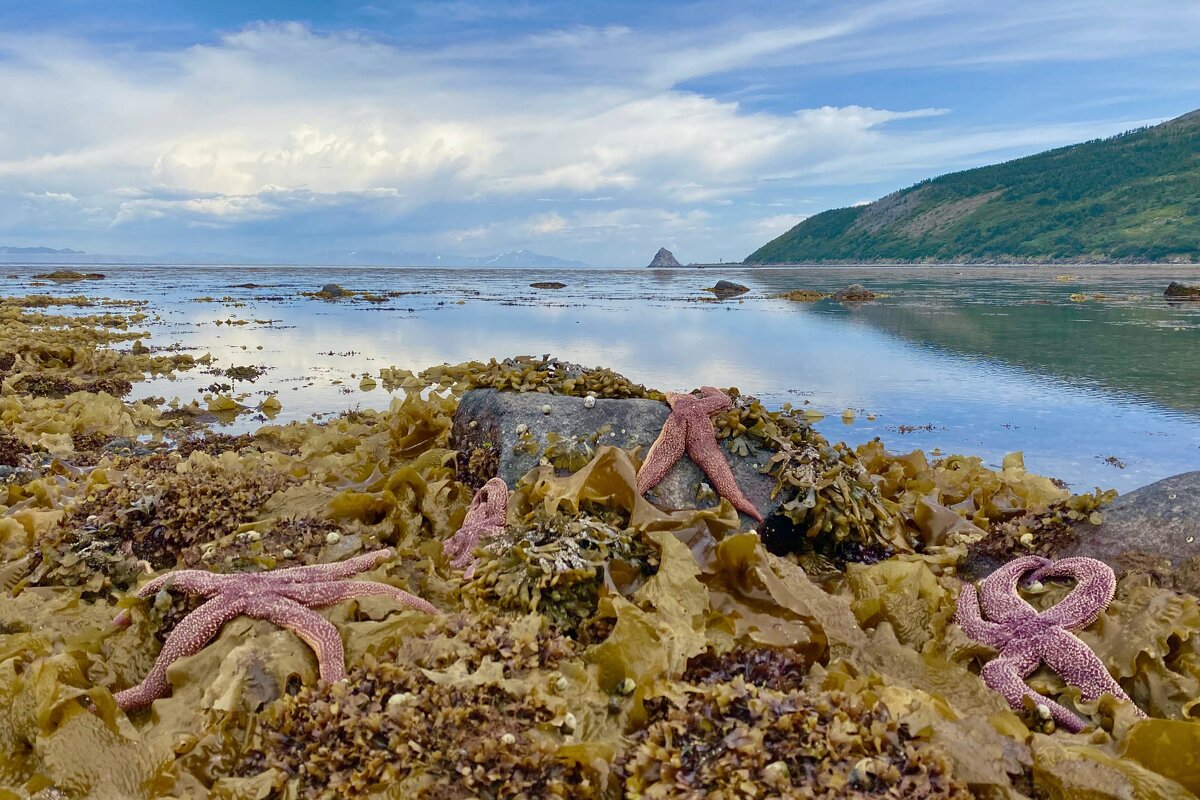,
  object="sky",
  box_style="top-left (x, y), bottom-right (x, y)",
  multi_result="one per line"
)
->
top-left (1, 1), bottom-right (1198, 265)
